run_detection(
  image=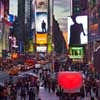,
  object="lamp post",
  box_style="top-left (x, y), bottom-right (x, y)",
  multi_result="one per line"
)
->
top-left (52, 43), bottom-right (55, 73)
top-left (0, 21), bottom-right (3, 57)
